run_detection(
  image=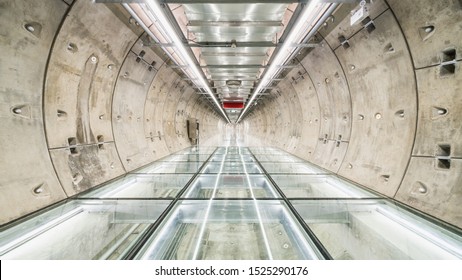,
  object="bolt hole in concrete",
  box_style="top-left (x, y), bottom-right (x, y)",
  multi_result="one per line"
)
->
top-left (440, 48), bottom-right (457, 76)
top-left (338, 35), bottom-right (350, 49)
top-left (385, 43), bottom-right (395, 53)
top-left (437, 158), bottom-right (451, 170)
top-left (380, 175), bottom-right (390, 183)
top-left (432, 106), bottom-right (448, 119)
top-left (436, 144), bottom-right (451, 157)
top-left (440, 63), bottom-right (456, 76)
top-left (419, 25), bottom-right (435, 41)
top-left (395, 110), bottom-right (405, 118)
top-left (68, 137), bottom-right (78, 155)
top-left (23, 22), bottom-right (41, 37)
top-left (412, 181), bottom-right (428, 195)
top-left (442, 48), bottom-right (456, 62)
top-left (97, 135), bottom-right (105, 149)
top-left (361, 17), bottom-right (375, 33)
top-left (67, 137), bottom-right (77, 146)
top-left (24, 23), bottom-right (34, 32)
top-left (33, 184), bottom-right (44, 194)
top-left (12, 107), bottom-right (22, 114)
top-left (57, 109), bottom-right (67, 119)
top-left (67, 42), bottom-right (77, 53)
